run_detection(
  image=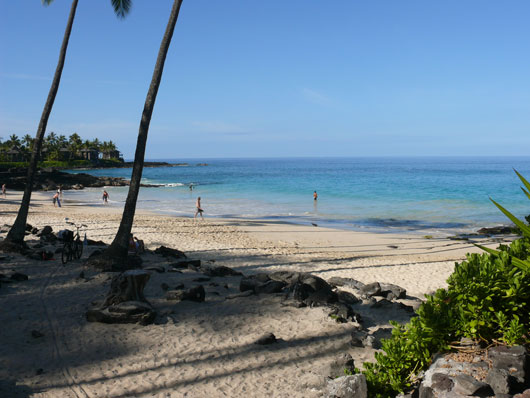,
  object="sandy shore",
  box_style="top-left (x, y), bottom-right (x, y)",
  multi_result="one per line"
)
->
top-left (0, 191), bottom-right (514, 397)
